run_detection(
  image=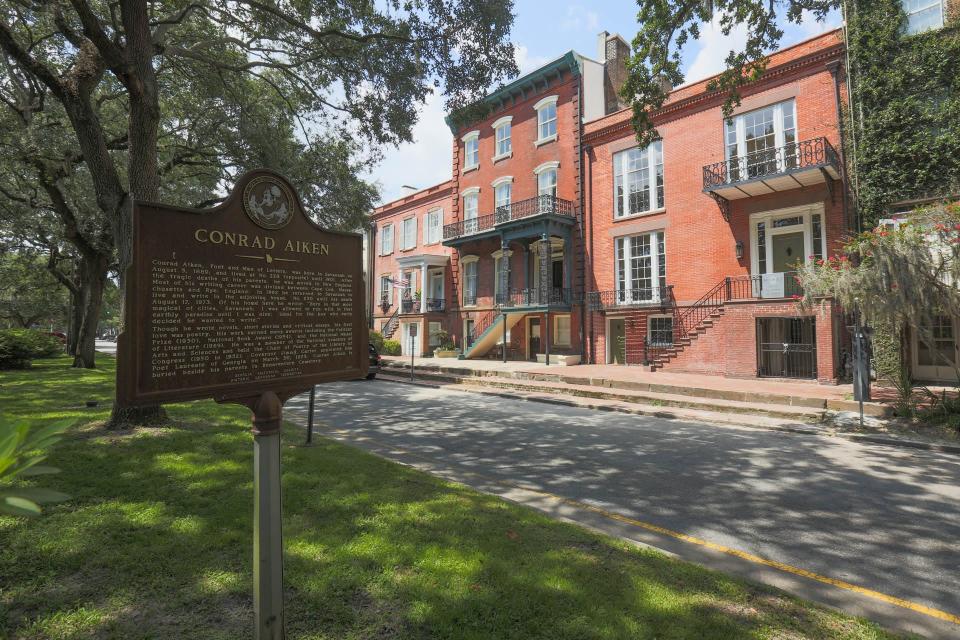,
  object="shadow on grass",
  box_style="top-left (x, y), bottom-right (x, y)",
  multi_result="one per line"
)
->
top-left (0, 358), bottom-right (903, 639)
